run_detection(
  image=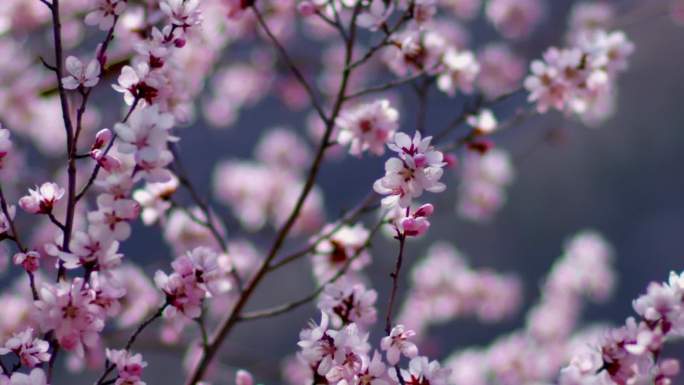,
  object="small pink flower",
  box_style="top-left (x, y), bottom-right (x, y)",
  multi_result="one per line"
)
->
top-left (0, 328), bottom-right (50, 368)
top-left (19, 182), bottom-right (65, 214)
top-left (380, 325), bottom-right (418, 365)
top-left (13, 251), bottom-right (40, 273)
top-left (106, 348), bottom-right (147, 384)
top-left (85, 0), bottom-right (126, 31)
top-left (92, 128), bottom-right (113, 150)
top-left (62, 56), bottom-right (100, 90)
